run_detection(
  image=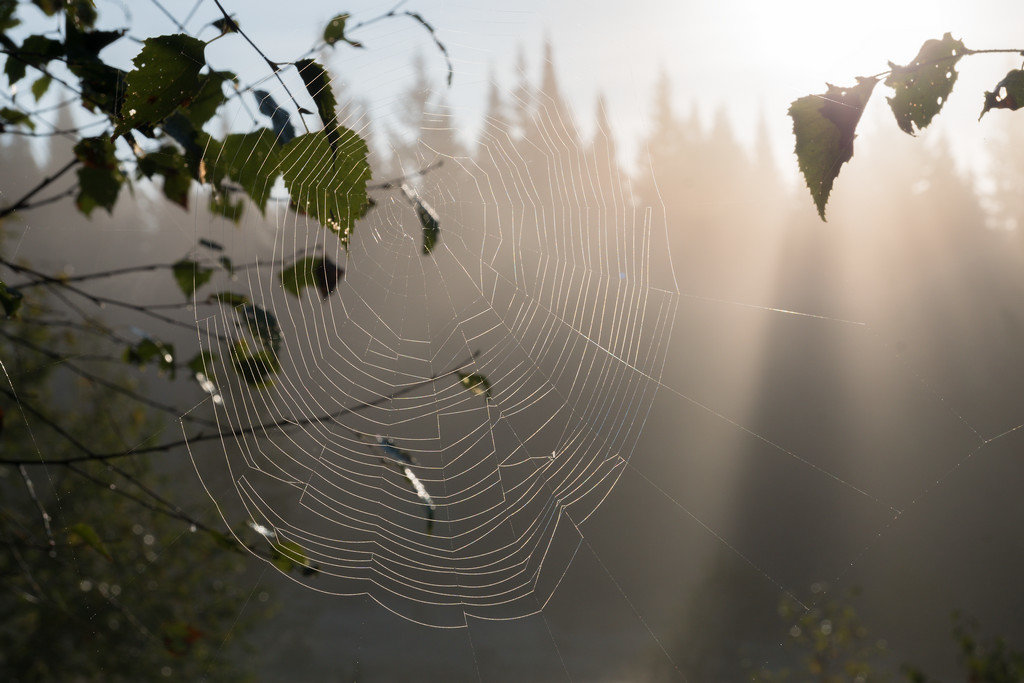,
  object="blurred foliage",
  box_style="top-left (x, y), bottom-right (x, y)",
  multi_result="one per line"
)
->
top-left (0, 304), bottom-right (262, 680)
